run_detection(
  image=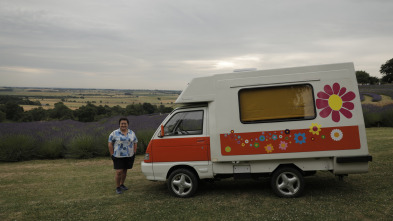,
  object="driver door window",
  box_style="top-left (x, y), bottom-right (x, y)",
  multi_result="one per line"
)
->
top-left (164, 110), bottom-right (203, 136)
